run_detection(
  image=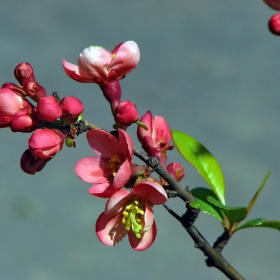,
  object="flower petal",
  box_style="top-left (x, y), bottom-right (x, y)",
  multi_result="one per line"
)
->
top-left (75, 157), bottom-right (111, 183)
top-left (62, 59), bottom-right (94, 83)
top-left (133, 181), bottom-right (168, 205)
top-left (118, 129), bottom-right (134, 161)
top-left (110, 41), bottom-right (140, 79)
top-left (96, 211), bottom-right (128, 246)
top-left (88, 182), bottom-right (117, 198)
top-left (105, 189), bottom-right (131, 213)
top-left (112, 159), bottom-right (132, 189)
top-left (86, 129), bottom-right (121, 159)
top-left (154, 115), bottom-right (172, 147)
top-left (129, 221), bottom-right (157, 251)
